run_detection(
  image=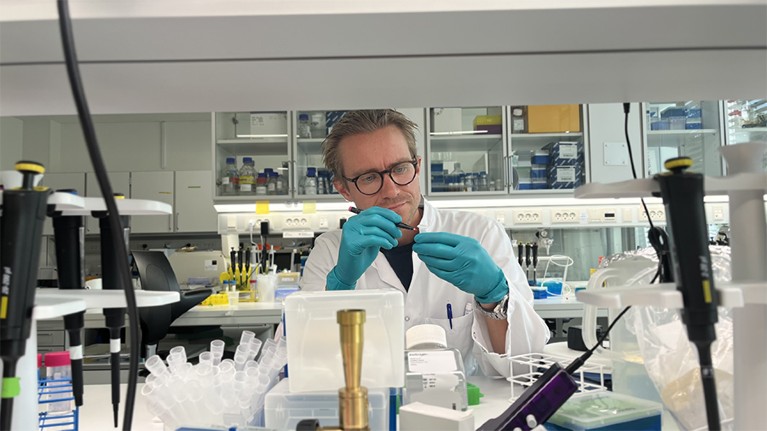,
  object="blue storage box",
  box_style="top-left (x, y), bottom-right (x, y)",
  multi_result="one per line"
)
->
top-left (547, 165), bottom-right (583, 189)
top-left (650, 120), bottom-right (670, 130)
top-left (660, 107), bottom-right (687, 118)
top-left (547, 141), bottom-right (582, 166)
